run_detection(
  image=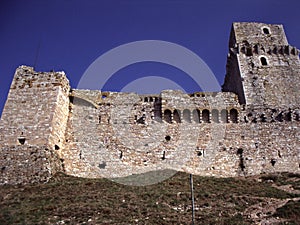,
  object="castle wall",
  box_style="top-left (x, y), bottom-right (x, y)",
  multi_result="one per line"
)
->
top-left (0, 22), bottom-right (299, 185)
top-left (59, 89), bottom-right (299, 179)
